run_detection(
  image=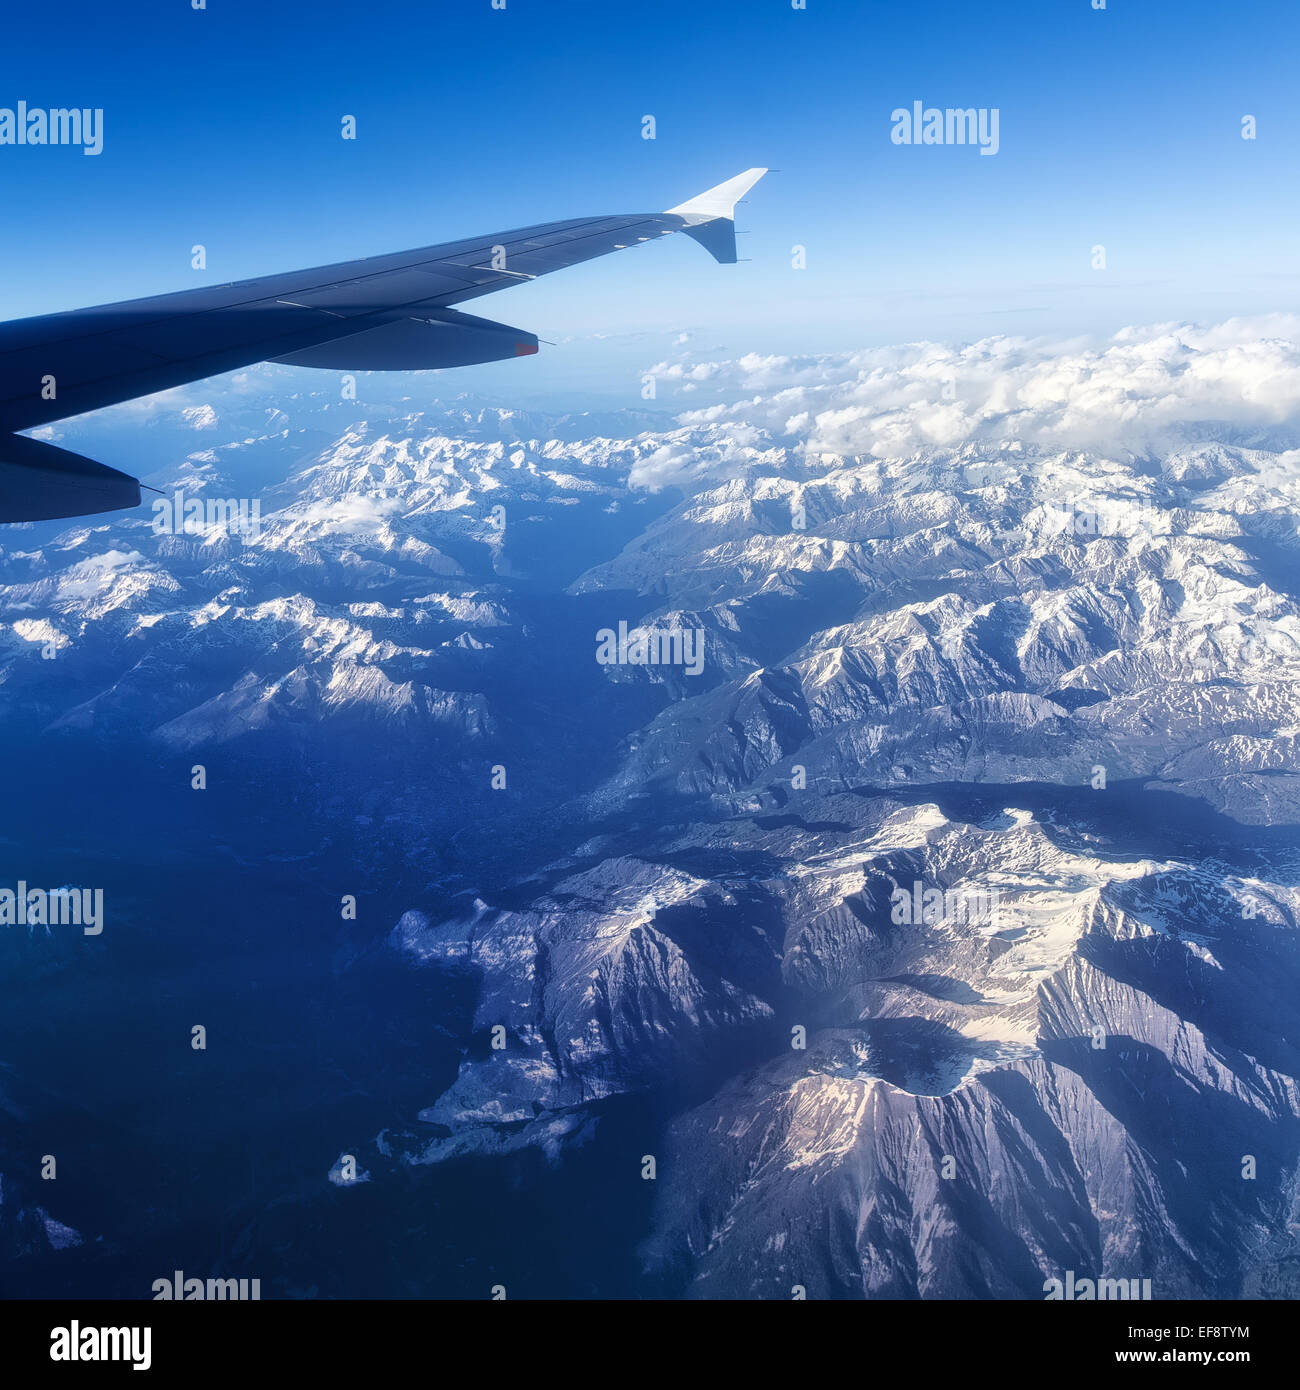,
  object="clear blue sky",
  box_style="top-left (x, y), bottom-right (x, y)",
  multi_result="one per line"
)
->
top-left (2, 0), bottom-right (1299, 402)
